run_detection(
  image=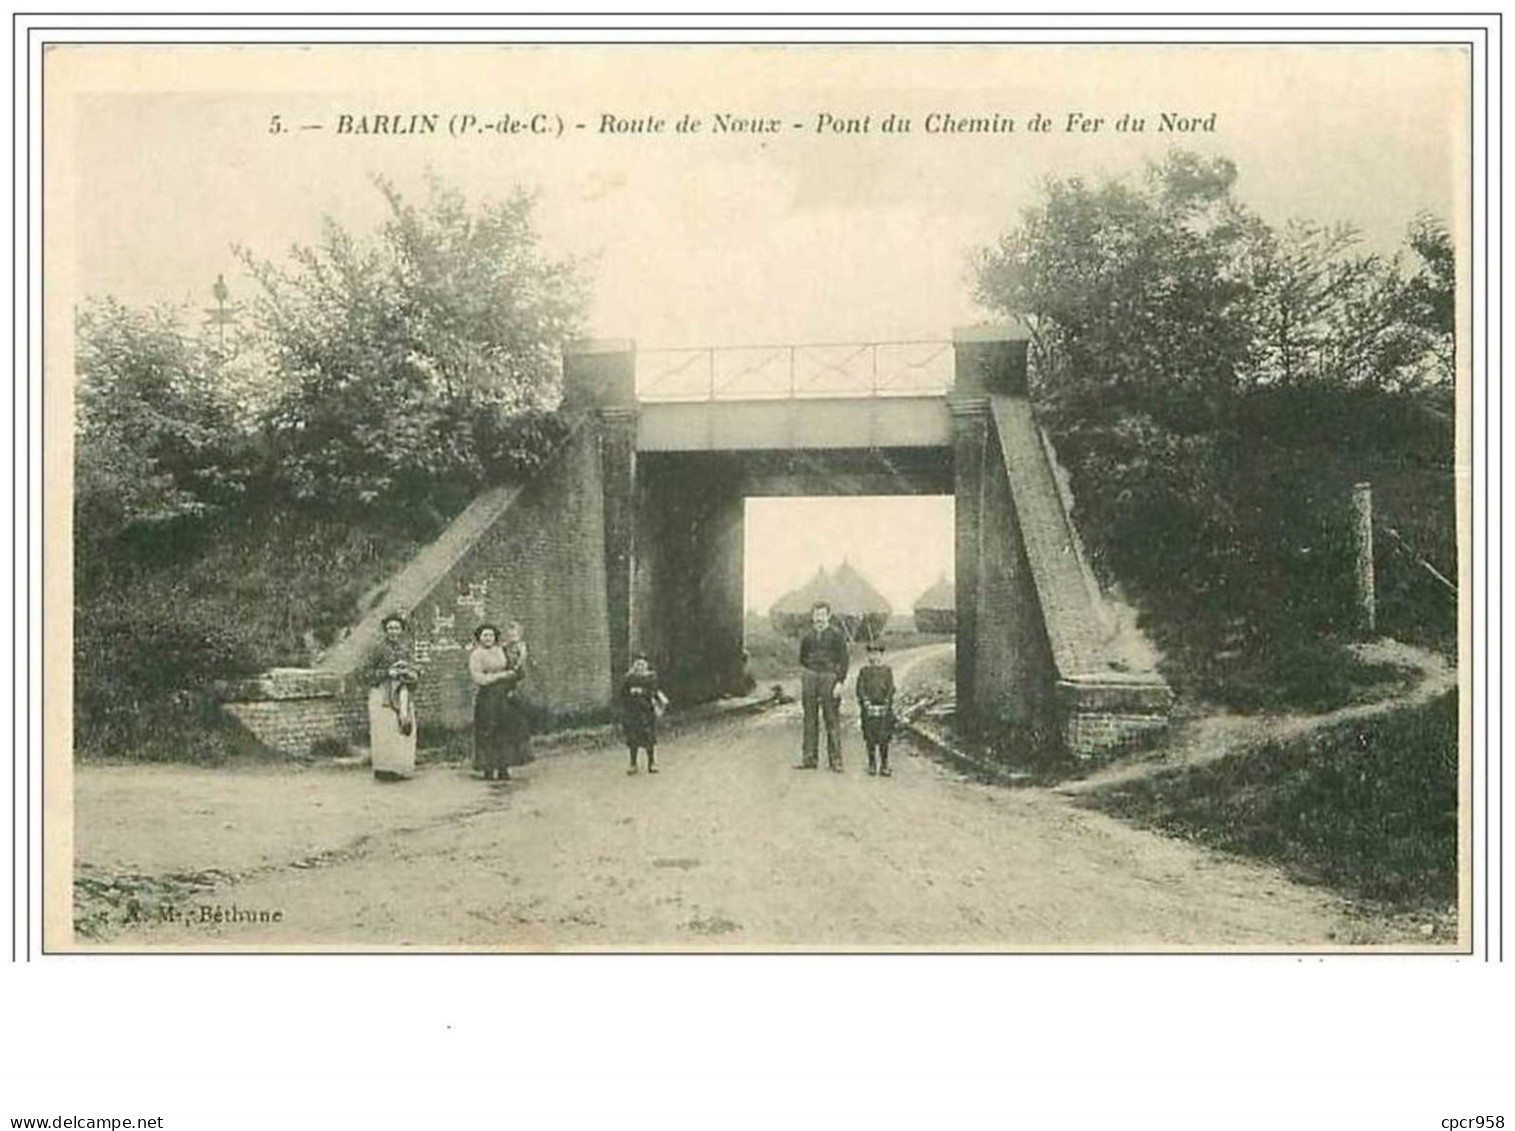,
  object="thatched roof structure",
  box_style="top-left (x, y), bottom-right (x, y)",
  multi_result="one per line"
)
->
top-left (830, 560), bottom-right (891, 642)
top-left (769, 567), bottom-right (833, 636)
top-left (913, 574), bottom-right (956, 634)
top-left (831, 560), bottom-right (891, 616)
top-left (768, 562), bottom-right (892, 639)
top-left (914, 574), bottom-right (954, 611)
top-left (772, 566), bottom-right (830, 613)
